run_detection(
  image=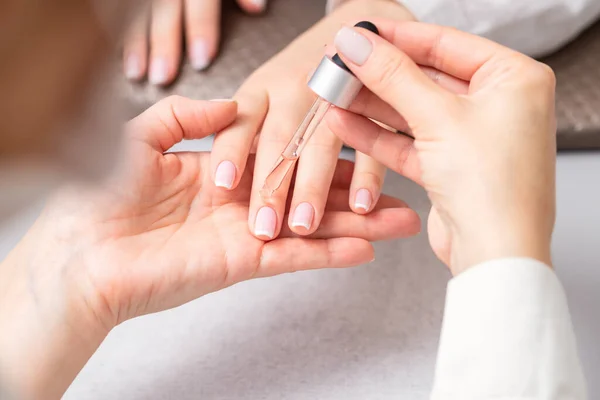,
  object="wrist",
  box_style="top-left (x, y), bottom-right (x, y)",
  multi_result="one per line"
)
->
top-left (452, 222), bottom-right (553, 275)
top-left (0, 219), bottom-right (108, 399)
